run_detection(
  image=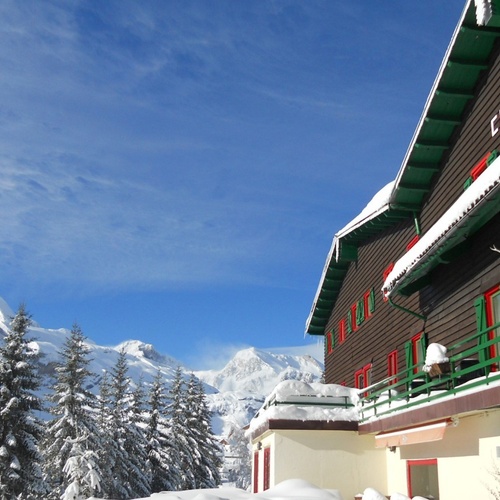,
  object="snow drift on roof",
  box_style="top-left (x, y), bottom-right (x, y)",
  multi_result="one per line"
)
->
top-left (248, 380), bottom-right (359, 433)
top-left (383, 156), bottom-right (500, 298)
